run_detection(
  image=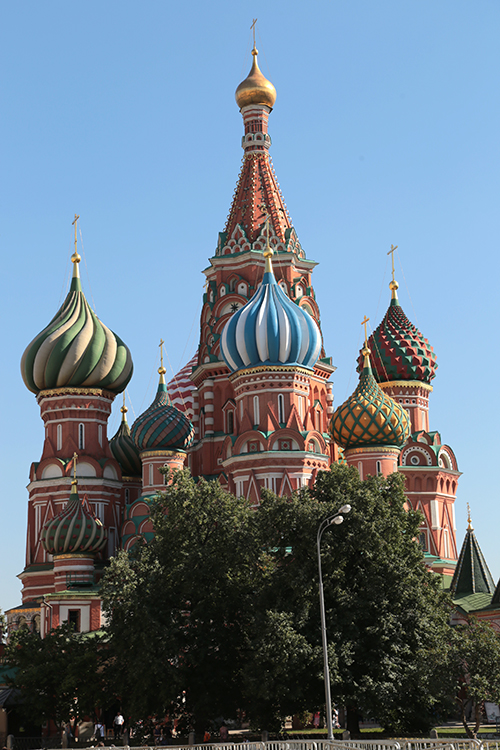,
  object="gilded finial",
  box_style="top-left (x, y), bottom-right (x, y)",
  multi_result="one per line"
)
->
top-left (71, 452), bottom-right (78, 493)
top-left (361, 315), bottom-right (370, 362)
top-left (387, 244), bottom-right (399, 299)
top-left (121, 392), bottom-right (128, 419)
top-left (263, 215), bottom-right (274, 273)
top-left (467, 503), bottom-right (473, 531)
top-left (71, 214), bottom-right (81, 275)
top-left (158, 339), bottom-right (166, 384)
